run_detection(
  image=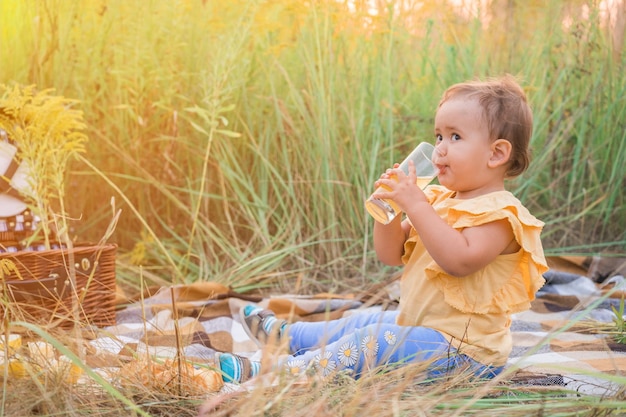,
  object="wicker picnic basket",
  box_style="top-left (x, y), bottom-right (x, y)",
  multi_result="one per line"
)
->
top-left (0, 243), bottom-right (117, 328)
top-left (0, 87), bottom-right (118, 328)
